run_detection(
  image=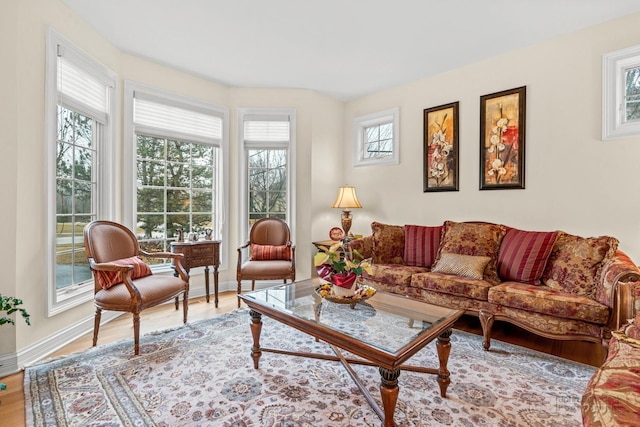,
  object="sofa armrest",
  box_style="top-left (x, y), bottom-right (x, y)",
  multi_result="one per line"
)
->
top-left (348, 235), bottom-right (374, 261)
top-left (597, 250), bottom-right (640, 330)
